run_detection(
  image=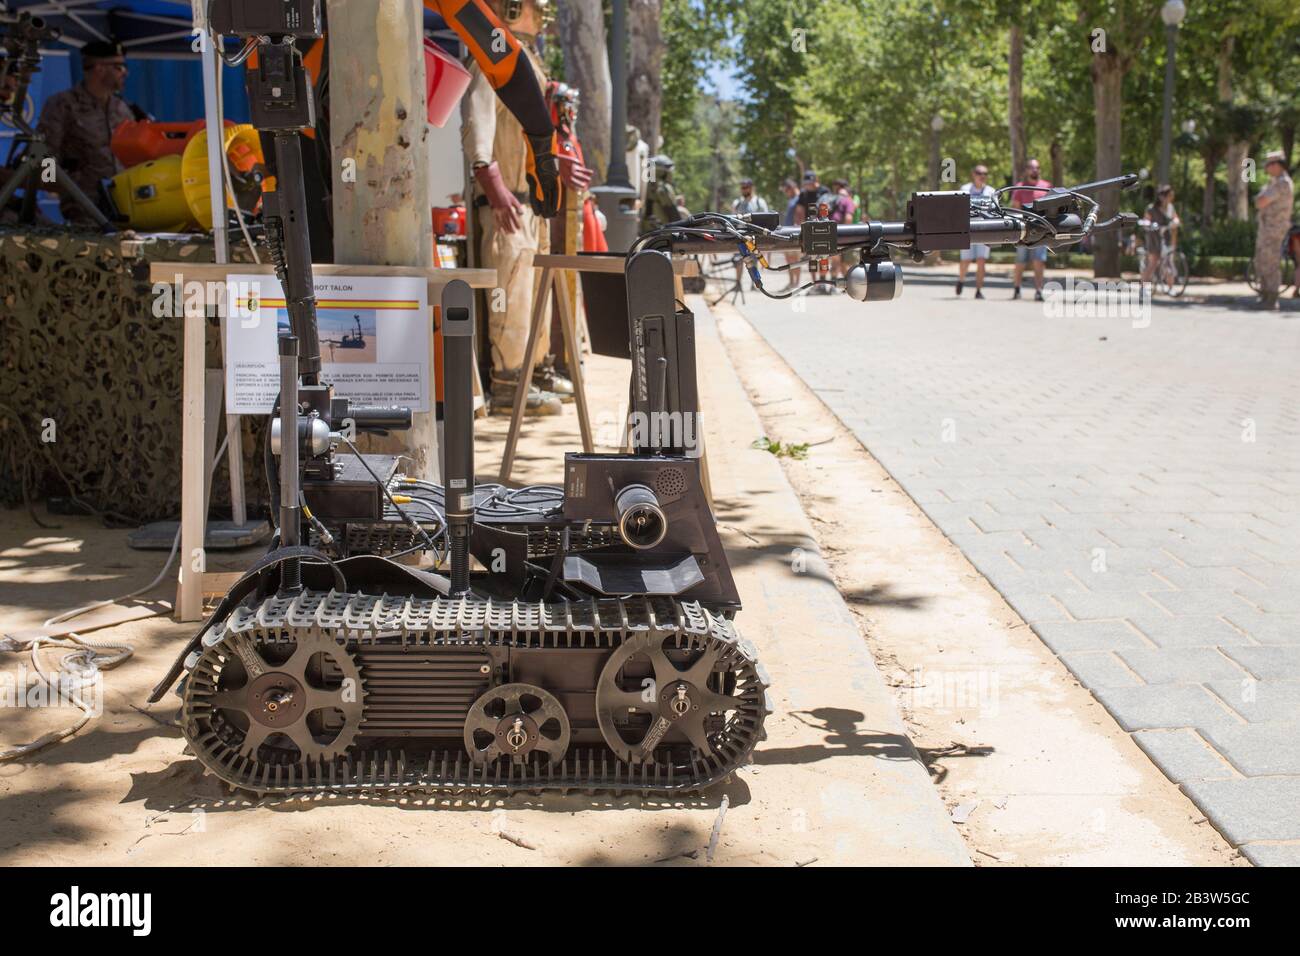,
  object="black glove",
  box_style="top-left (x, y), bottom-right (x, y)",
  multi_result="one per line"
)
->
top-left (525, 131), bottom-right (562, 218)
